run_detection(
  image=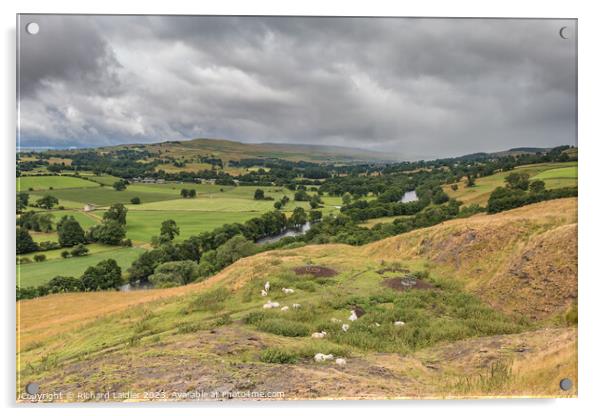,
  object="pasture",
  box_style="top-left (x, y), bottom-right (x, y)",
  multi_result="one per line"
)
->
top-left (444, 162), bottom-right (577, 206)
top-left (18, 246), bottom-right (145, 288)
top-left (123, 210), bottom-right (263, 242)
top-left (20, 176), bottom-right (343, 245)
top-left (17, 175), bottom-right (100, 191)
